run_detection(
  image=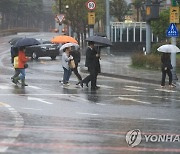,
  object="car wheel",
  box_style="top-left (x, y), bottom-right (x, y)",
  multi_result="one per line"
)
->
top-left (51, 56), bottom-right (56, 60)
top-left (32, 52), bottom-right (38, 60)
